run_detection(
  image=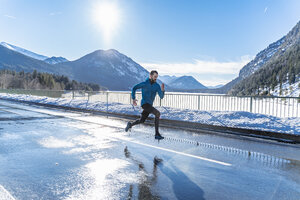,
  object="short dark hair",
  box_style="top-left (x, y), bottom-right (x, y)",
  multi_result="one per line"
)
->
top-left (150, 70), bottom-right (158, 75)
